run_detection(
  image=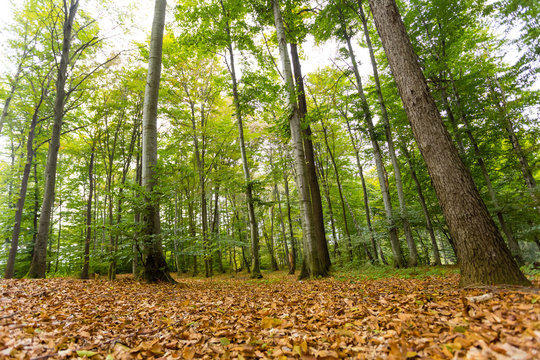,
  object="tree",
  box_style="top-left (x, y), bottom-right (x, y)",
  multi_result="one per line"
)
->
top-left (272, 0), bottom-right (327, 278)
top-left (28, 0), bottom-right (80, 278)
top-left (368, 0), bottom-right (530, 286)
top-left (140, 0), bottom-right (174, 283)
